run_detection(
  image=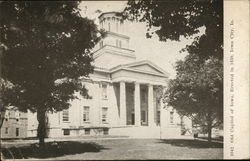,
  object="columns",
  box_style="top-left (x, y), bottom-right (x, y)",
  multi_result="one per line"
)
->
top-left (134, 82), bottom-right (141, 126)
top-left (148, 84), bottom-right (155, 126)
top-left (119, 81), bottom-right (155, 127)
top-left (120, 81), bottom-right (126, 125)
